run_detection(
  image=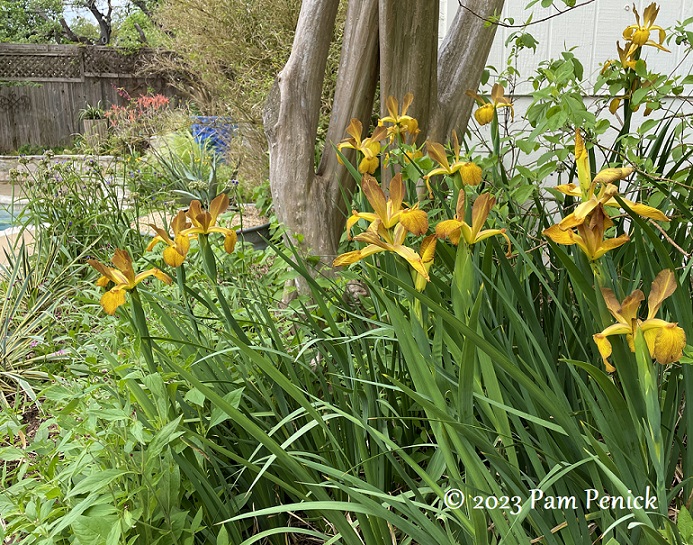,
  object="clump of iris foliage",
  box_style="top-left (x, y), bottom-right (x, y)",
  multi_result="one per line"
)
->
top-left (2, 4), bottom-right (693, 545)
